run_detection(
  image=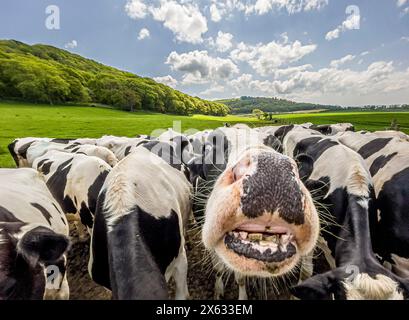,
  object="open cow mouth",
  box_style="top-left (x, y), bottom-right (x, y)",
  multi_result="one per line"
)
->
top-left (224, 224), bottom-right (297, 263)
